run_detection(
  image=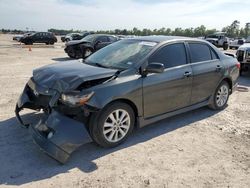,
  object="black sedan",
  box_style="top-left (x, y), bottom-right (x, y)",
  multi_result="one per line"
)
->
top-left (64, 34), bottom-right (119, 59)
top-left (20, 32), bottom-right (57, 45)
top-left (16, 36), bottom-right (239, 163)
